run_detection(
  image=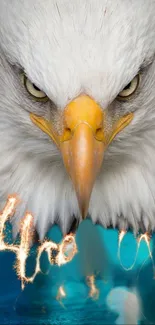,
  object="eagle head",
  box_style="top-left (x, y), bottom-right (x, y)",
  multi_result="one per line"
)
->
top-left (0, 0), bottom-right (155, 239)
